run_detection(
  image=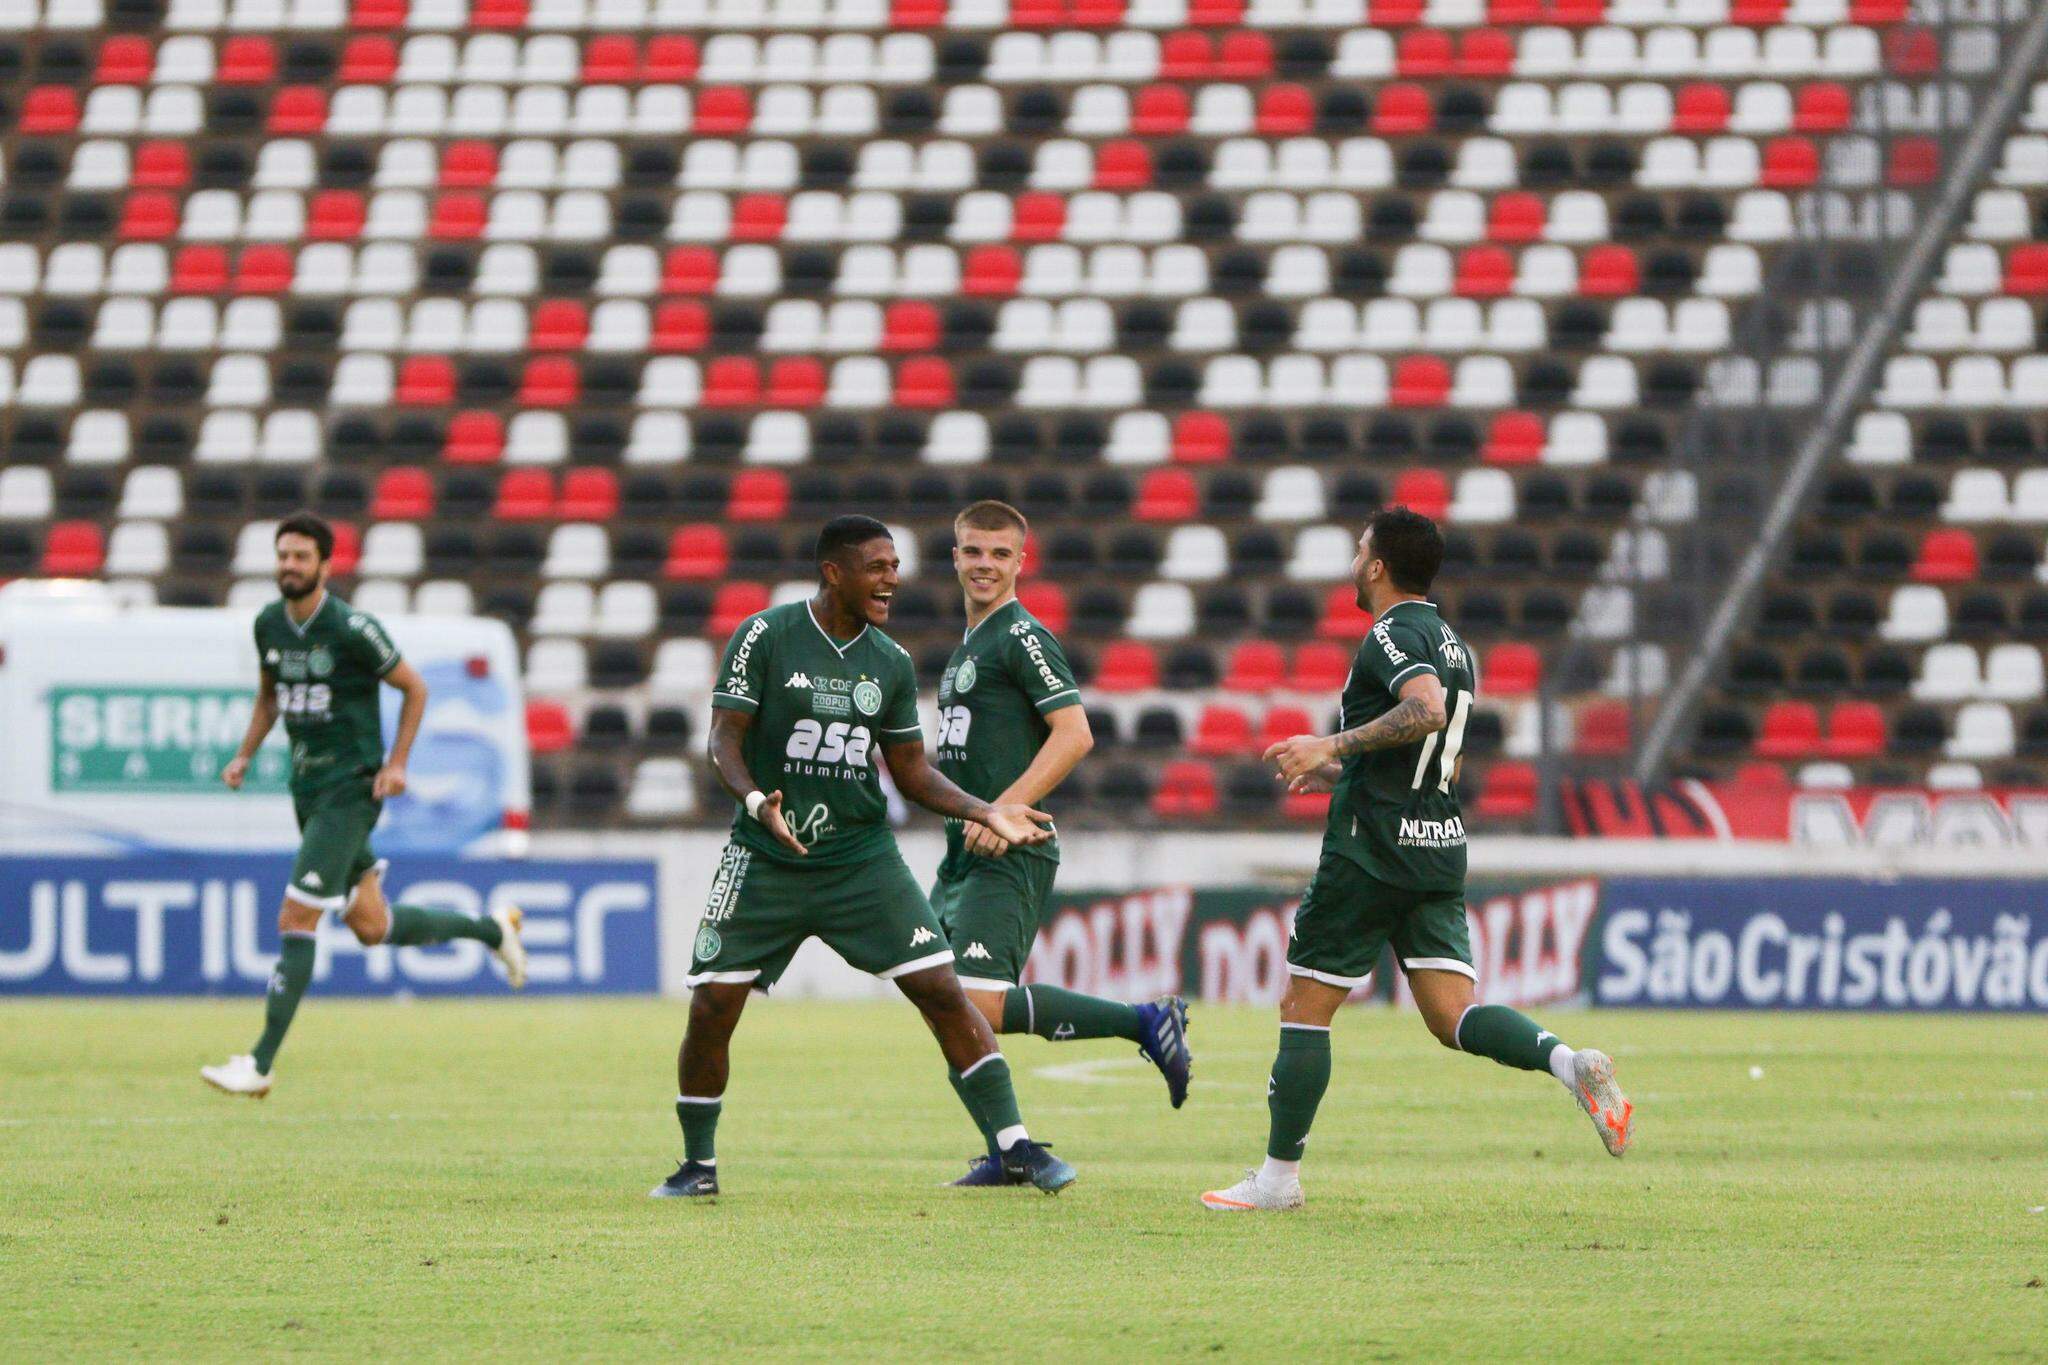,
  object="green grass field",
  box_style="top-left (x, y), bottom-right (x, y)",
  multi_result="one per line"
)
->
top-left (3, 998), bottom-right (2044, 1360)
